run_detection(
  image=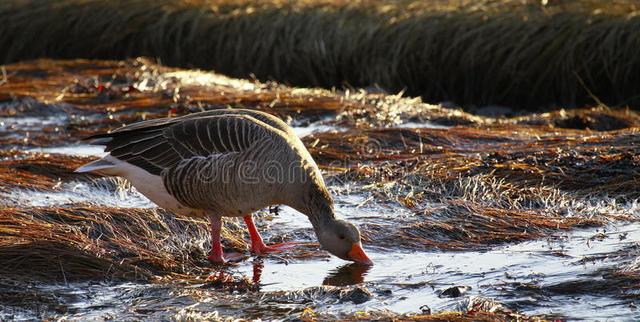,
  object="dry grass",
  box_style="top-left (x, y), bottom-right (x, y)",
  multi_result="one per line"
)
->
top-left (0, 205), bottom-right (225, 281)
top-left (2, 1), bottom-right (640, 109)
top-left (307, 126), bottom-right (640, 199)
top-left (0, 151), bottom-right (95, 192)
